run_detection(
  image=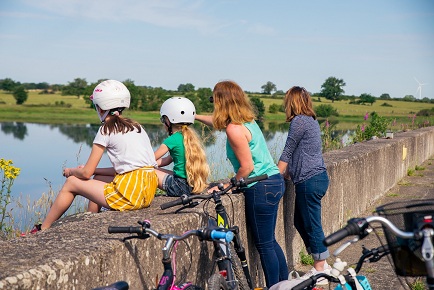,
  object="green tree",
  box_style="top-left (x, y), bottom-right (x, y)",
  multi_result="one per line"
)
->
top-left (250, 96), bottom-right (265, 120)
top-left (177, 83), bottom-right (195, 93)
top-left (123, 79), bottom-right (141, 110)
top-left (195, 87), bottom-right (213, 113)
top-left (0, 78), bottom-right (20, 92)
top-left (359, 93), bottom-right (376, 106)
top-left (62, 78), bottom-right (88, 99)
top-left (320, 77), bottom-right (346, 103)
top-left (403, 95), bottom-right (416, 102)
top-left (261, 81), bottom-right (277, 94)
top-left (379, 93), bottom-right (391, 100)
top-left (13, 86), bottom-right (28, 105)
